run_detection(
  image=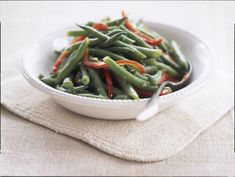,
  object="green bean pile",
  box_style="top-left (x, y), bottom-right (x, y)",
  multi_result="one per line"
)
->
top-left (39, 13), bottom-right (189, 100)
